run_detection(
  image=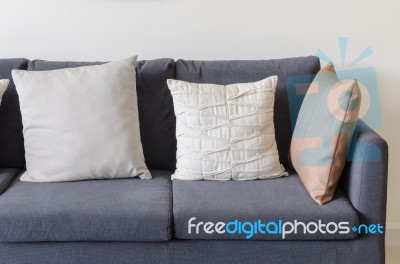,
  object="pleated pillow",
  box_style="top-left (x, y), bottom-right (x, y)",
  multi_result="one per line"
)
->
top-left (168, 77), bottom-right (288, 180)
